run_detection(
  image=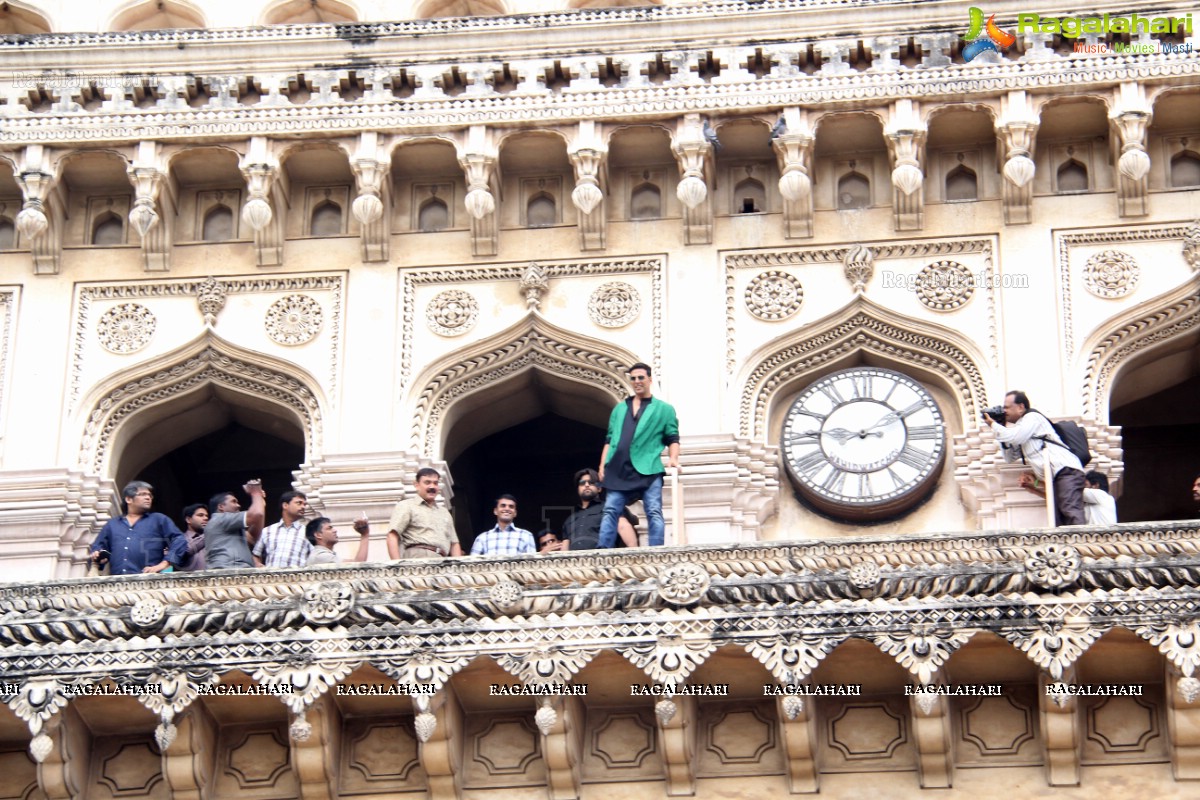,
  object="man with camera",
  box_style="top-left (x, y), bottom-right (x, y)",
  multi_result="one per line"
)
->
top-left (983, 391), bottom-right (1086, 526)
